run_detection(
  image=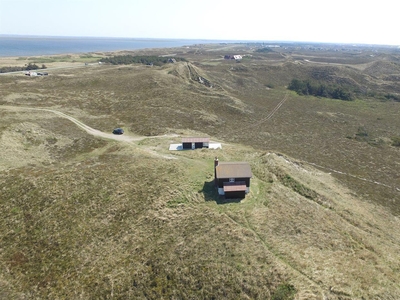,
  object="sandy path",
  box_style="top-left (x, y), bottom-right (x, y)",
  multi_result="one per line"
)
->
top-left (0, 105), bottom-right (177, 143)
top-left (1, 105), bottom-right (181, 161)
